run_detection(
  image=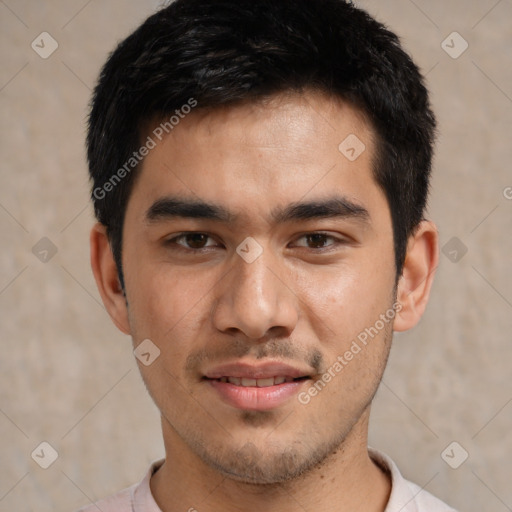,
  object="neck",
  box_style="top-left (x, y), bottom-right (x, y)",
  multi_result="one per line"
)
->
top-left (151, 408), bottom-right (390, 512)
